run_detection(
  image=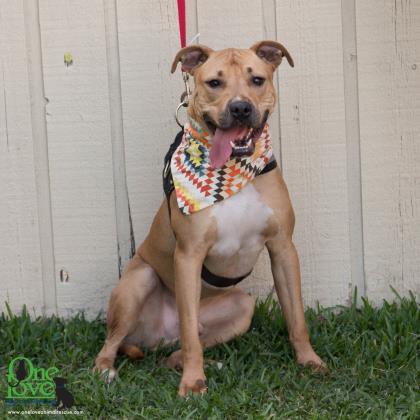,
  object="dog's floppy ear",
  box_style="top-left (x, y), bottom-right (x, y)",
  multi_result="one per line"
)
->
top-left (171, 45), bottom-right (214, 74)
top-left (250, 40), bottom-right (294, 69)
